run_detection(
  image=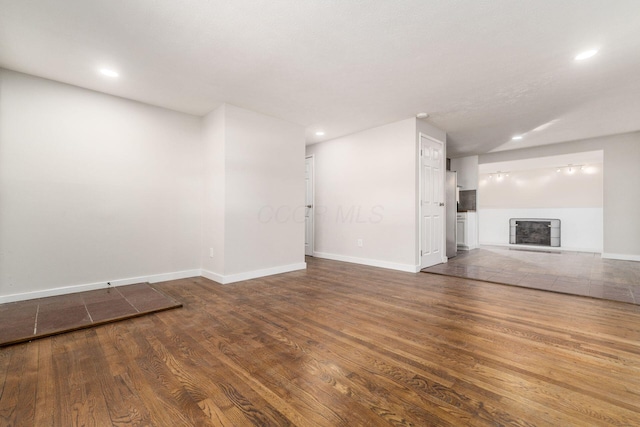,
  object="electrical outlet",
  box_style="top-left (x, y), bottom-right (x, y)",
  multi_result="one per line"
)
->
top-left (209, 248), bottom-right (214, 258)
top-left (357, 239), bottom-right (363, 247)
